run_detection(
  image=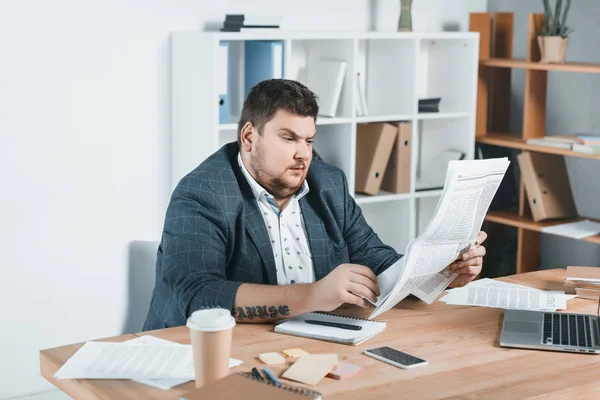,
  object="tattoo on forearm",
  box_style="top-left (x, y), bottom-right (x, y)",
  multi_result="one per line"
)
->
top-left (234, 304), bottom-right (291, 321)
